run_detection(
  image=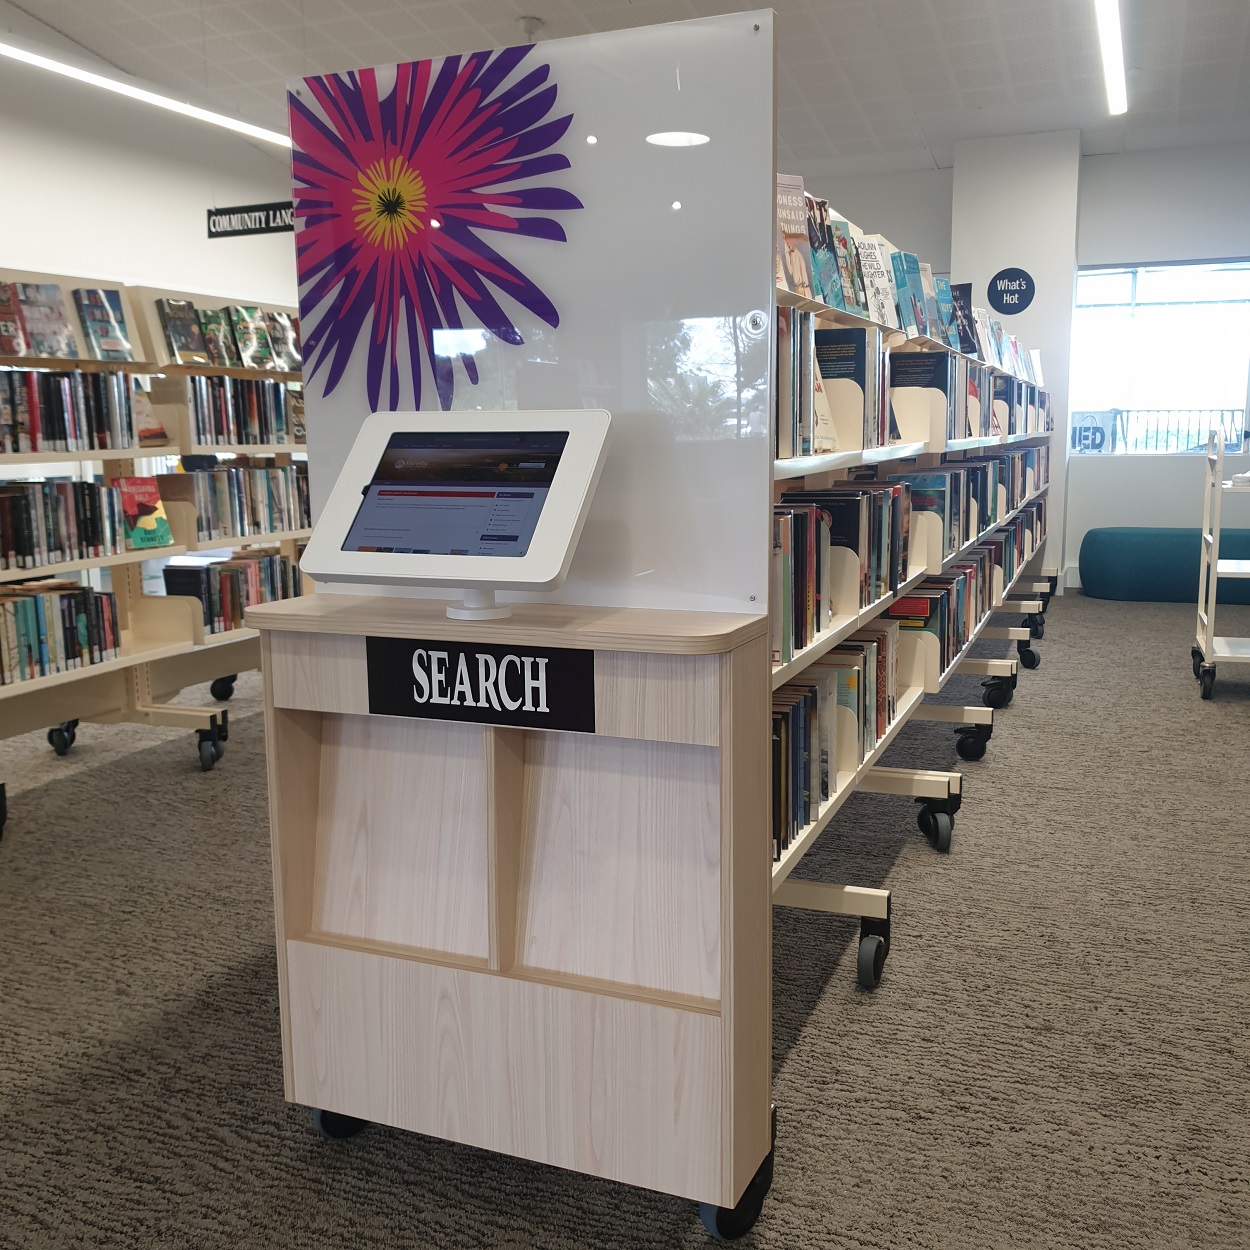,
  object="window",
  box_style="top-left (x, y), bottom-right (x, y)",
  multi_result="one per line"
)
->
top-left (1069, 261), bottom-right (1250, 453)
